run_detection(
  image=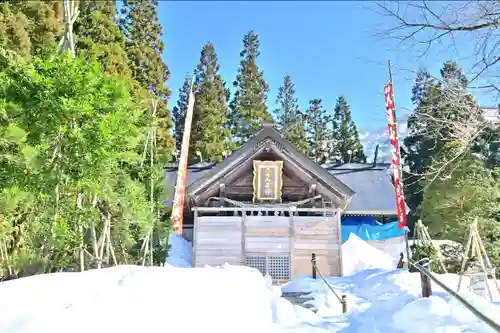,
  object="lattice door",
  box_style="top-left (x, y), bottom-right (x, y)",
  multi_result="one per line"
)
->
top-left (245, 254), bottom-right (291, 281)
